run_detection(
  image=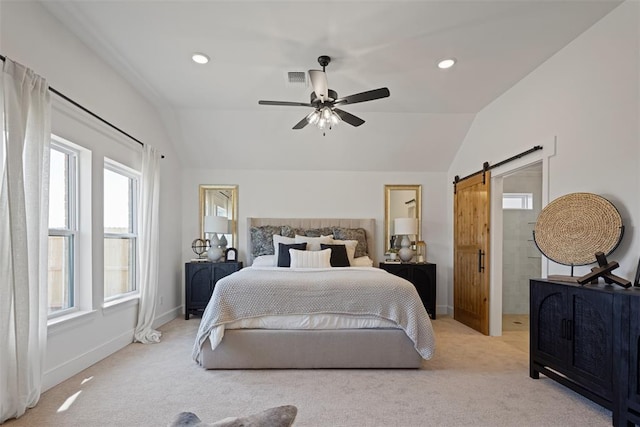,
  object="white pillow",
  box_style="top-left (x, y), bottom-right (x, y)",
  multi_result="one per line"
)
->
top-left (252, 255), bottom-right (276, 267)
top-left (352, 256), bottom-right (373, 267)
top-left (294, 234), bottom-right (333, 251)
top-left (273, 235), bottom-right (296, 266)
top-left (329, 238), bottom-right (358, 265)
top-left (289, 248), bottom-right (331, 268)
